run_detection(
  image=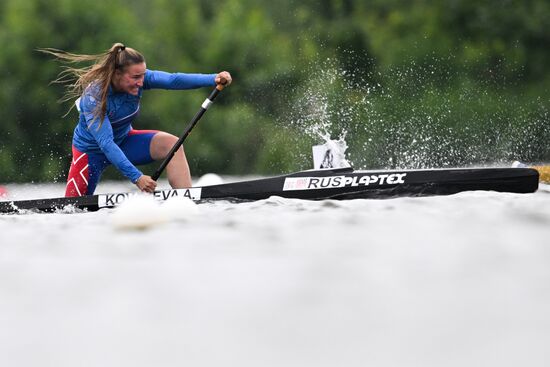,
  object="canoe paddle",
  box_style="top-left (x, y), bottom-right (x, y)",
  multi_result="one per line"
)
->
top-left (151, 82), bottom-right (226, 181)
